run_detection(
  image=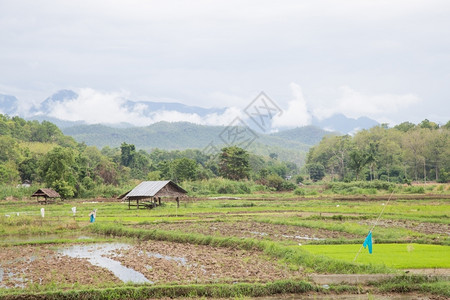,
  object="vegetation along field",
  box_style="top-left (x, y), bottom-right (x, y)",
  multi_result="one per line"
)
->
top-left (0, 115), bottom-right (449, 299)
